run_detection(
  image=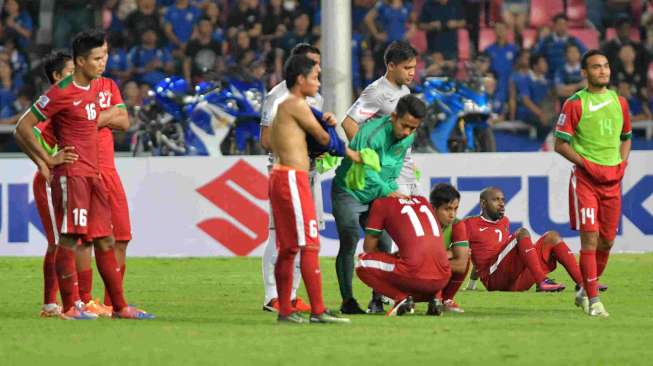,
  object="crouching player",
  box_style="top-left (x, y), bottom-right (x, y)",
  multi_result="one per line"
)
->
top-left (465, 187), bottom-right (583, 294)
top-left (269, 54), bottom-right (355, 324)
top-left (429, 183), bottom-right (470, 313)
top-left (356, 196), bottom-right (452, 316)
